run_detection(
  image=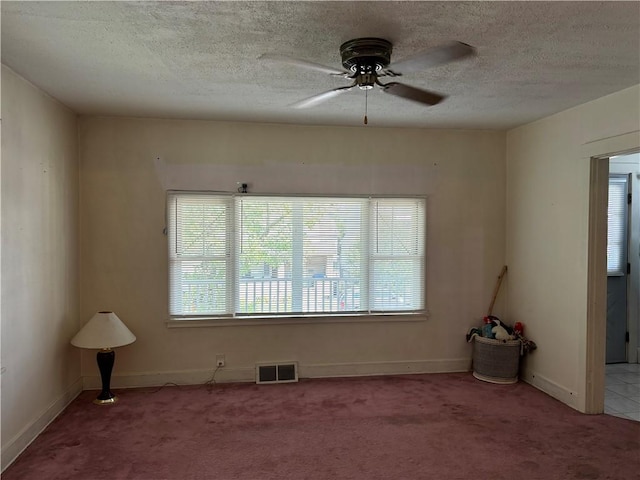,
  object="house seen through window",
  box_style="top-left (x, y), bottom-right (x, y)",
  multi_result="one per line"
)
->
top-left (167, 193), bottom-right (425, 319)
